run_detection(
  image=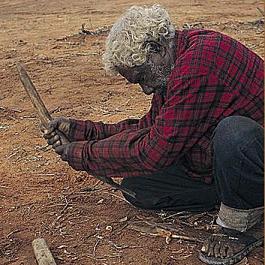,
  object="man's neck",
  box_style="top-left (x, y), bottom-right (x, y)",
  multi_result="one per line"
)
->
top-left (168, 35), bottom-right (177, 70)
